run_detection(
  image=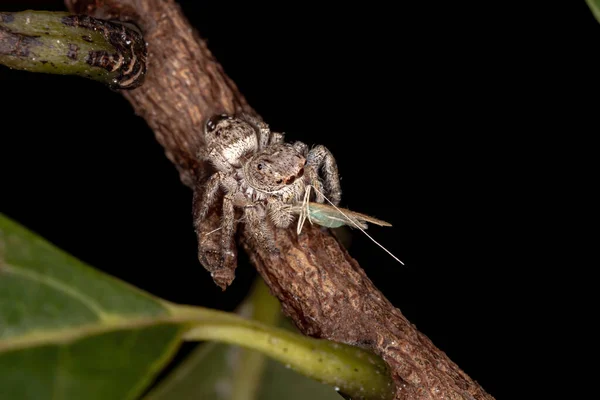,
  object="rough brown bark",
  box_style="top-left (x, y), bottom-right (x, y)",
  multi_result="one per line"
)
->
top-left (64, 1), bottom-right (495, 399)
